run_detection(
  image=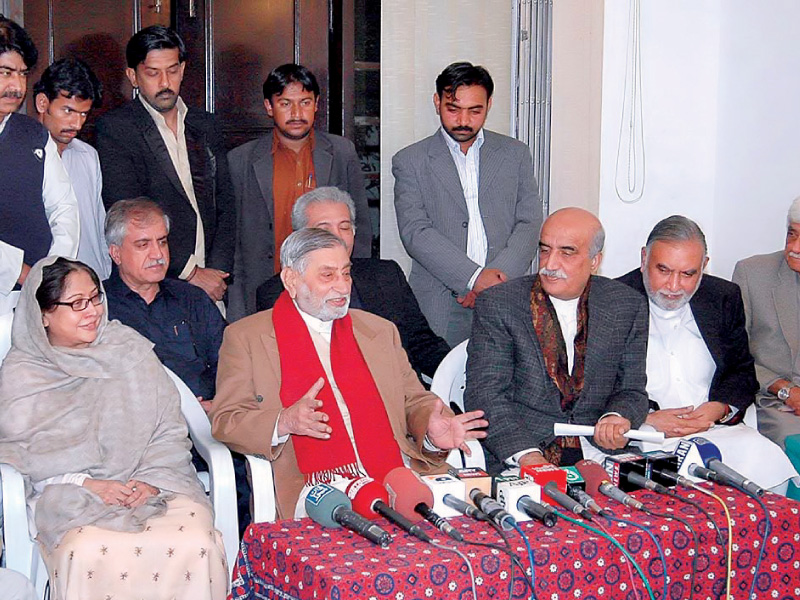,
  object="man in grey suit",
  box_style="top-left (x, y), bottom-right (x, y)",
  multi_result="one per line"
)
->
top-left (393, 62), bottom-right (542, 346)
top-left (465, 208), bottom-right (649, 473)
top-left (732, 196), bottom-right (800, 449)
top-left (227, 64), bottom-right (371, 320)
